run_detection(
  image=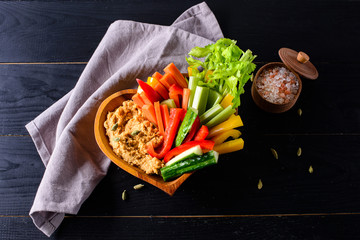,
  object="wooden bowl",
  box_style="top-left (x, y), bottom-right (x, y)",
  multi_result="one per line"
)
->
top-left (94, 89), bottom-right (192, 196)
top-left (251, 62), bottom-right (302, 113)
